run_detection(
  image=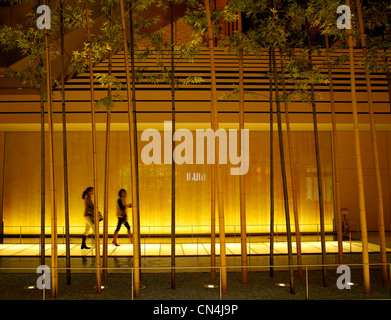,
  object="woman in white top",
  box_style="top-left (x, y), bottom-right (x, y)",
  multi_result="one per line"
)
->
top-left (81, 187), bottom-right (102, 249)
top-left (112, 189), bottom-right (133, 246)
top-left (81, 187), bottom-right (94, 249)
